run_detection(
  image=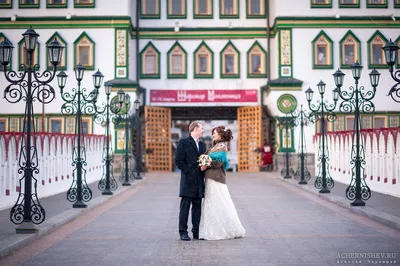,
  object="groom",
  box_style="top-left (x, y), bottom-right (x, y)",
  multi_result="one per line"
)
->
top-left (175, 121), bottom-right (205, 241)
